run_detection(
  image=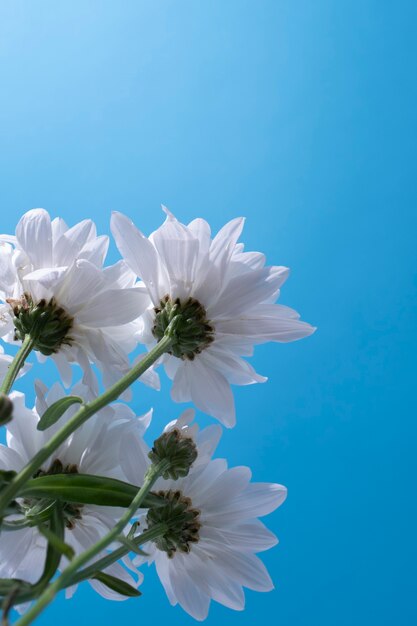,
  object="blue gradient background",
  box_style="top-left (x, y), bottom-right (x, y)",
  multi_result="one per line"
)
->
top-left (0, 2), bottom-right (416, 625)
